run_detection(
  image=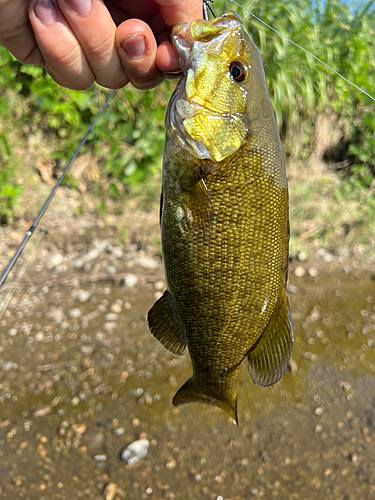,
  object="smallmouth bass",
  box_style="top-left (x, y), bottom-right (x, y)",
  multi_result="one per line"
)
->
top-left (148, 11), bottom-right (293, 424)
